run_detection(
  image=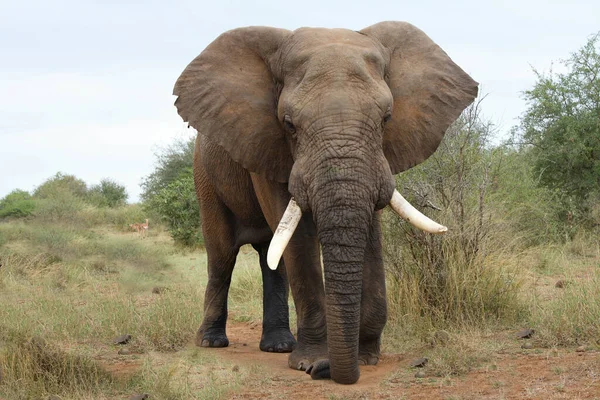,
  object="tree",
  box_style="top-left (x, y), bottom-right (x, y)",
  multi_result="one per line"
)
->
top-left (141, 135), bottom-right (202, 246)
top-left (88, 179), bottom-right (128, 208)
top-left (140, 137), bottom-right (195, 202)
top-left (33, 172), bottom-right (88, 200)
top-left (145, 169), bottom-right (201, 246)
top-left (515, 32), bottom-right (600, 219)
top-left (0, 189), bottom-right (36, 218)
